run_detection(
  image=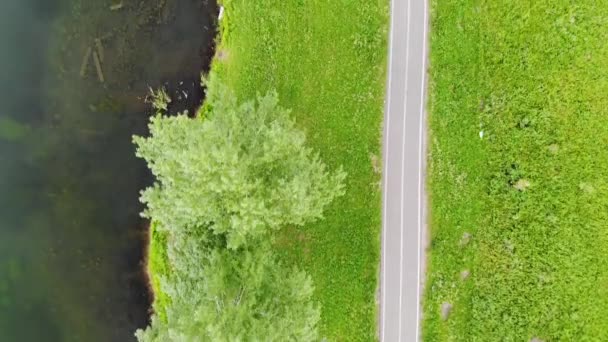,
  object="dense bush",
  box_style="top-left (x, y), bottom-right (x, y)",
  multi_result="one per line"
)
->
top-left (136, 240), bottom-right (319, 341)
